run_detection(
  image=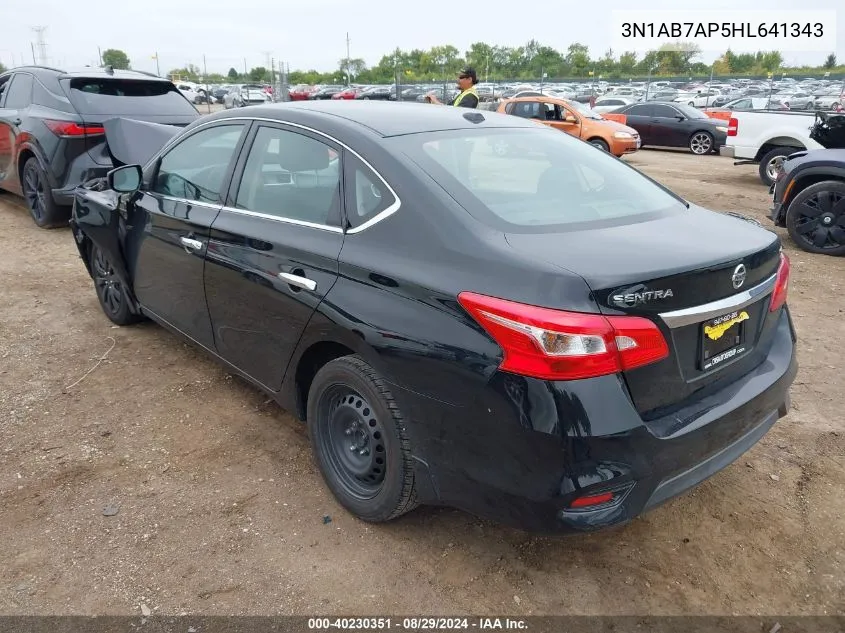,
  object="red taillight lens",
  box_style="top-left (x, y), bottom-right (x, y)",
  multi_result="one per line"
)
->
top-left (727, 117), bottom-right (738, 136)
top-left (457, 292), bottom-right (669, 381)
top-left (769, 253), bottom-right (790, 312)
top-left (44, 120), bottom-right (105, 137)
top-left (570, 491), bottom-right (615, 509)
